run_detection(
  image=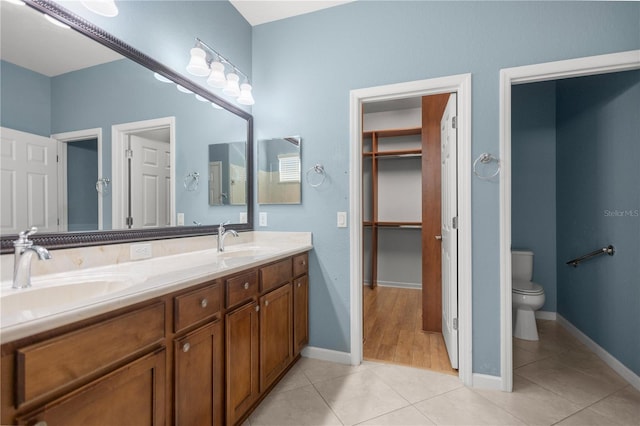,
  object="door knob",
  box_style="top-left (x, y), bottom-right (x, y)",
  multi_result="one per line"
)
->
top-left (435, 235), bottom-right (442, 240)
